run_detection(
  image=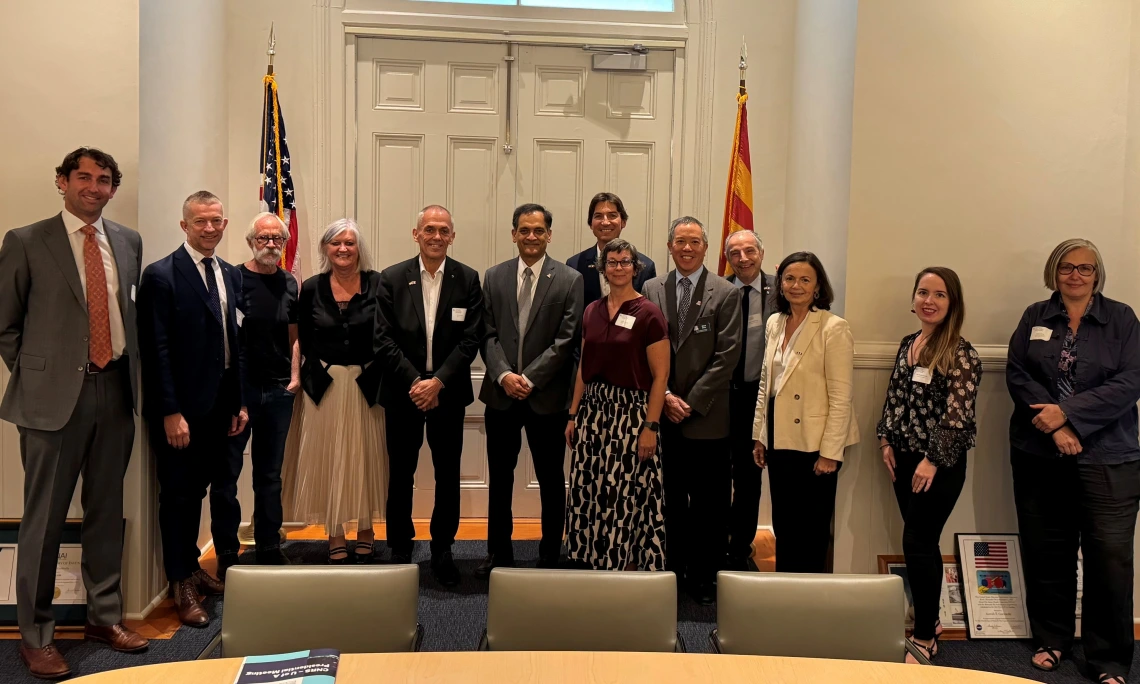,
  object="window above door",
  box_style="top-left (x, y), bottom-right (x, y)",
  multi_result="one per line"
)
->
top-left (414, 0), bottom-right (674, 9)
